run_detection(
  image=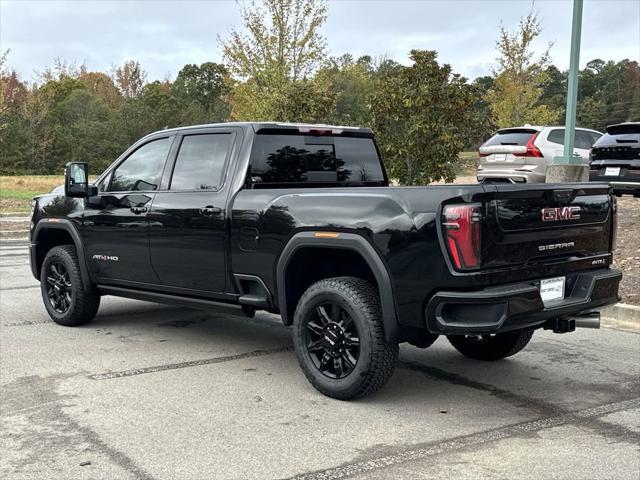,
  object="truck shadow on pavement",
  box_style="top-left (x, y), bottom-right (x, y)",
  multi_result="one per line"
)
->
top-left (80, 300), bottom-right (639, 411)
